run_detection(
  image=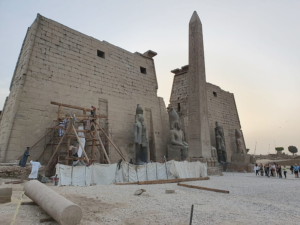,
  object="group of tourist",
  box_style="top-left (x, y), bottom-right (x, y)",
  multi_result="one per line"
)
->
top-left (254, 163), bottom-right (300, 179)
